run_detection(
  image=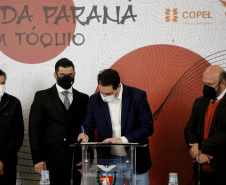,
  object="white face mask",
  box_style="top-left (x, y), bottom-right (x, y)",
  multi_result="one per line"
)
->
top-left (100, 90), bottom-right (117, 103)
top-left (0, 84), bottom-right (6, 97)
